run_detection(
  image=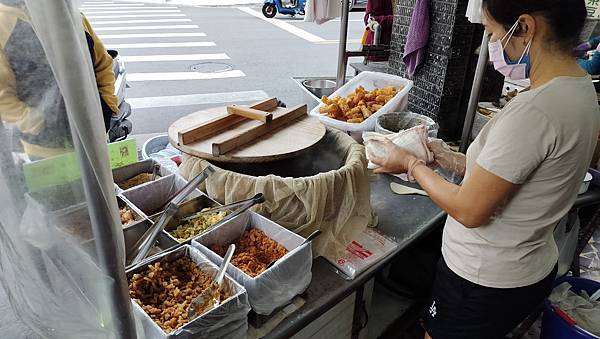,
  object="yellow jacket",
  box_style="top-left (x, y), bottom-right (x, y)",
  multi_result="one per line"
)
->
top-left (0, 5), bottom-right (118, 158)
